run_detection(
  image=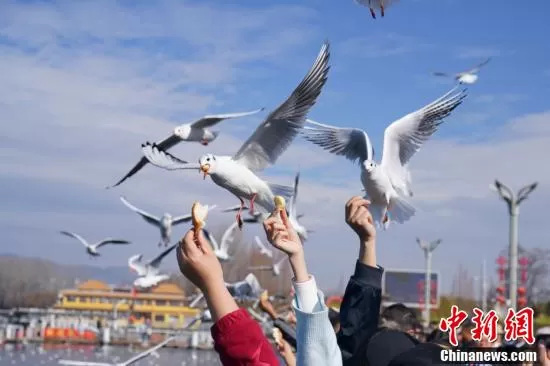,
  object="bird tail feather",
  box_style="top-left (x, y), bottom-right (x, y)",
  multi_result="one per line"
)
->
top-left (267, 182), bottom-right (294, 200)
top-left (389, 195), bottom-right (416, 224)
